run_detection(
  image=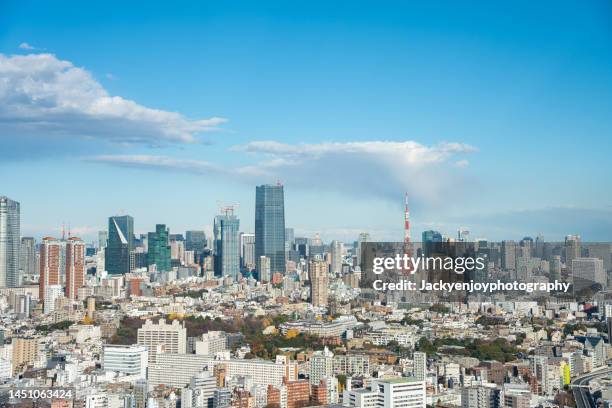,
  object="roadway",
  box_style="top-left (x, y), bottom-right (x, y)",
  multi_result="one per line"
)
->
top-left (571, 367), bottom-right (612, 408)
